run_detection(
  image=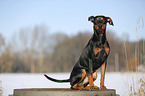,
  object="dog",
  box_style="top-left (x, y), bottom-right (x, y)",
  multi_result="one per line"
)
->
top-left (44, 15), bottom-right (114, 90)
